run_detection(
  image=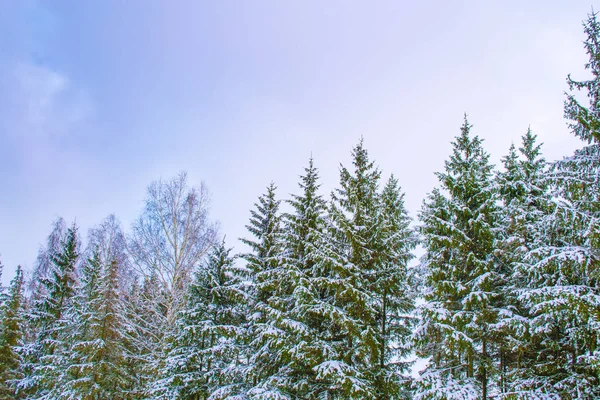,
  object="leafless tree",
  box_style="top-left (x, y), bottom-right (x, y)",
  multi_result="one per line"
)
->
top-left (28, 217), bottom-right (67, 297)
top-left (128, 172), bottom-right (219, 328)
top-left (87, 214), bottom-right (134, 293)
